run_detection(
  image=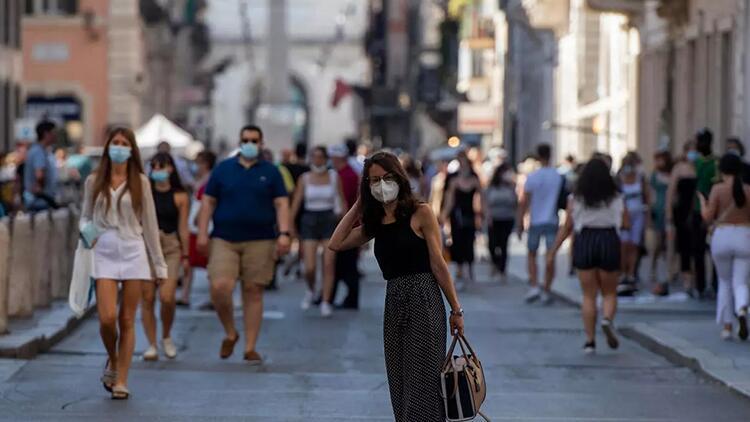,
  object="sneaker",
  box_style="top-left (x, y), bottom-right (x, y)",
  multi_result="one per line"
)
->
top-left (524, 287), bottom-right (541, 303)
top-left (540, 291), bottom-right (554, 305)
top-left (721, 328), bottom-right (733, 341)
top-left (583, 341), bottom-right (596, 355)
top-left (142, 345), bottom-right (158, 361)
top-left (601, 319), bottom-right (620, 350)
top-left (162, 338), bottom-right (177, 359)
top-left (617, 282), bottom-right (637, 297)
top-left (320, 302), bottom-right (333, 318)
top-left (300, 290), bottom-right (315, 310)
top-left (738, 310), bottom-right (748, 341)
top-left (243, 350), bottom-right (263, 365)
